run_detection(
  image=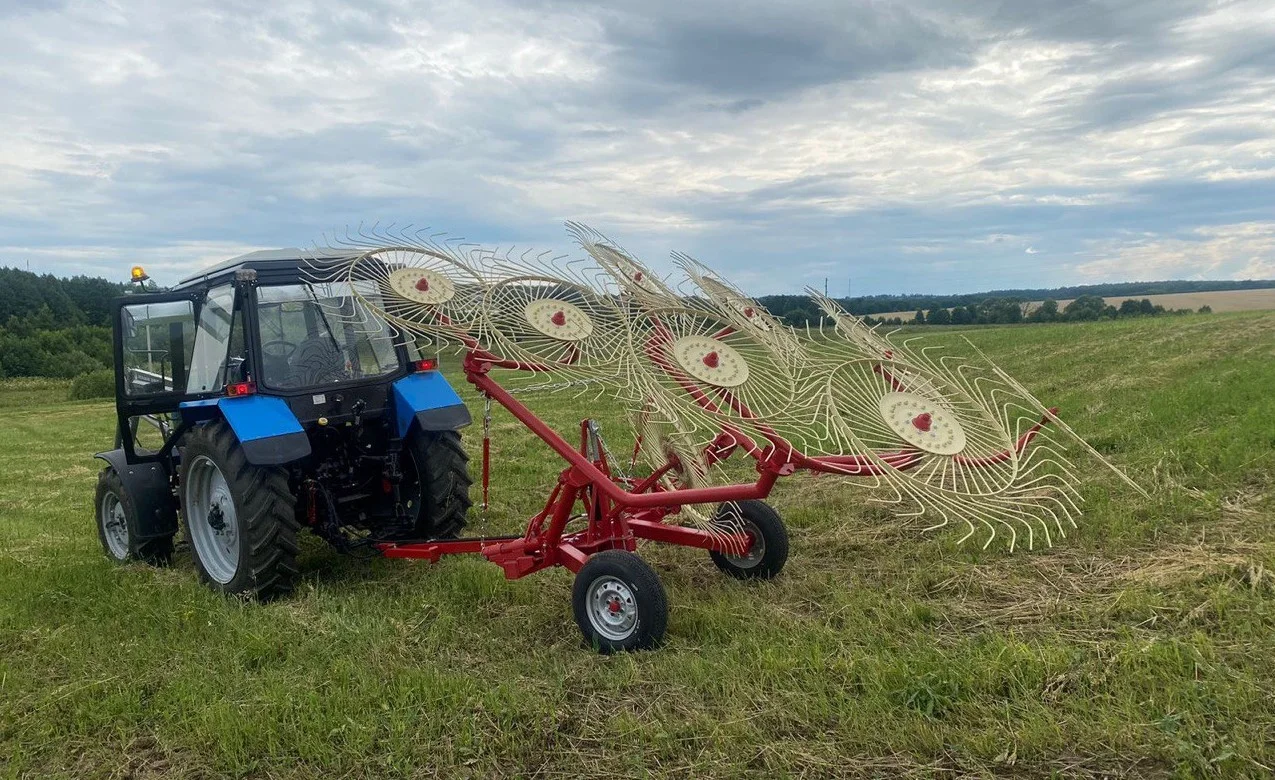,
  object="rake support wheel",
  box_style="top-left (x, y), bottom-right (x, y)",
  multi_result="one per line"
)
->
top-left (710, 500), bottom-right (789, 580)
top-left (572, 551), bottom-right (668, 653)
